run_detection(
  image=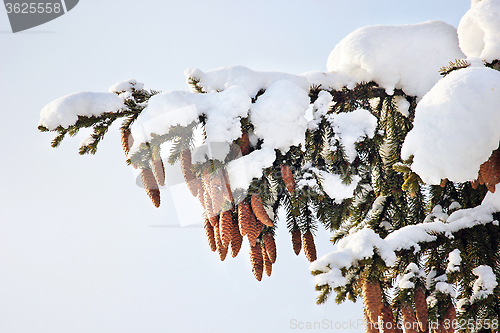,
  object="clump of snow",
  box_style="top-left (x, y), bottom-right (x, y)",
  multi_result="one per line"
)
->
top-left (398, 263), bottom-right (422, 289)
top-left (327, 20), bottom-right (465, 97)
top-left (307, 90), bottom-right (334, 130)
top-left (402, 67), bottom-right (500, 184)
top-left (394, 96), bottom-right (411, 117)
top-left (39, 92), bottom-right (125, 130)
top-left (471, 265), bottom-right (498, 301)
top-left (327, 108), bottom-right (378, 162)
top-left (457, 0), bottom-right (500, 62)
top-left (250, 80), bottom-right (309, 152)
top-left (185, 66), bottom-right (309, 98)
top-left (435, 281), bottom-right (456, 297)
top-left (109, 79), bottom-right (144, 93)
top-left (225, 148), bottom-right (276, 191)
top-left (315, 170), bottom-right (360, 204)
top-left (299, 71), bottom-right (357, 91)
top-left (446, 249), bottom-right (462, 273)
